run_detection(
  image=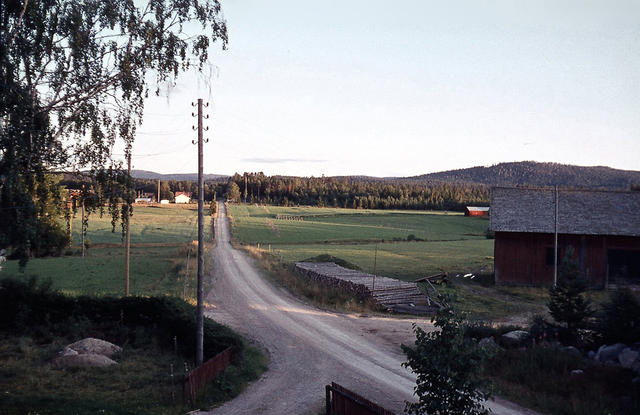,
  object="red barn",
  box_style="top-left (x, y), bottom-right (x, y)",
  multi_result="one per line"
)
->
top-left (490, 187), bottom-right (640, 288)
top-left (465, 206), bottom-right (490, 217)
